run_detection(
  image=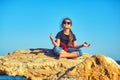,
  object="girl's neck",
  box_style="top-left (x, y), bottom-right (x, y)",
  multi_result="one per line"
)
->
top-left (63, 29), bottom-right (70, 35)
